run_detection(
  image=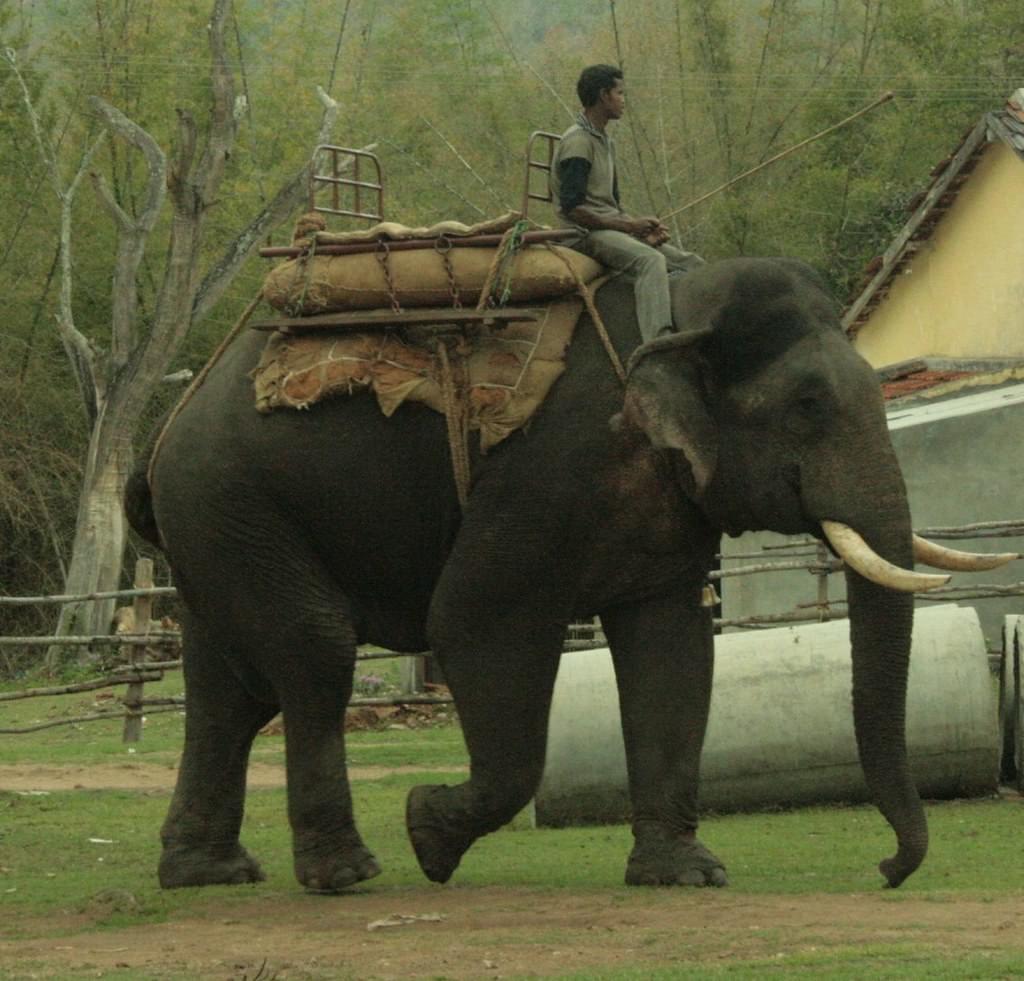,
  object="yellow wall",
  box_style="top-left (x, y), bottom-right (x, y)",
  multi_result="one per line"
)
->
top-left (853, 141), bottom-right (1024, 368)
